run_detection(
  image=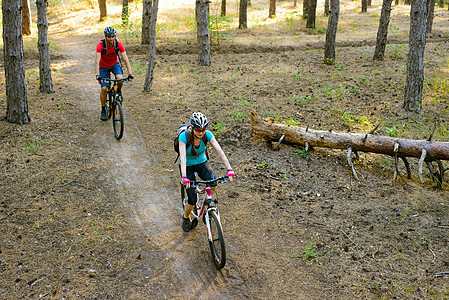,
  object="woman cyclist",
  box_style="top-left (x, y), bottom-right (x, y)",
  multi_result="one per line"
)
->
top-left (179, 112), bottom-right (235, 232)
